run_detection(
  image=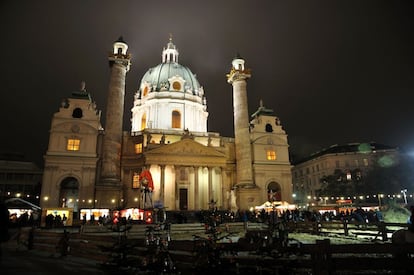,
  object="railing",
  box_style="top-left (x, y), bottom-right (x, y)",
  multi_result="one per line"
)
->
top-left (282, 238), bottom-right (414, 274)
top-left (285, 220), bottom-right (409, 241)
top-left (24, 222), bottom-right (414, 274)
